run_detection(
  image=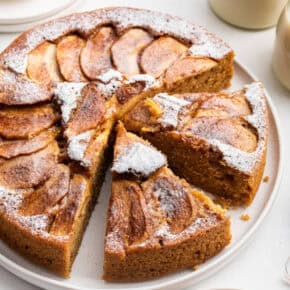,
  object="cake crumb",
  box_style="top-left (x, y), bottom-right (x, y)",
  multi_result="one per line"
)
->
top-left (192, 264), bottom-right (199, 271)
top-left (263, 176), bottom-right (269, 183)
top-left (240, 214), bottom-right (250, 221)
